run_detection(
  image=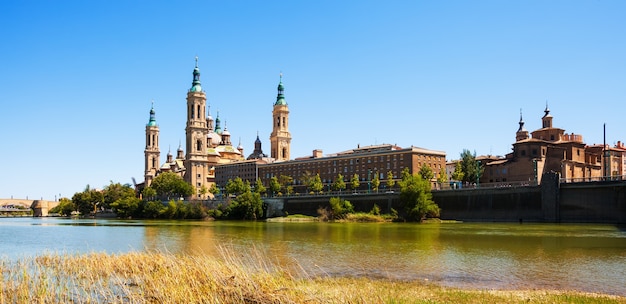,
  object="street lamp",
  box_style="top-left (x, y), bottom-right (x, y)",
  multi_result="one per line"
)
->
top-left (368, 170), bottom-right (371, 193)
